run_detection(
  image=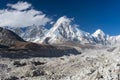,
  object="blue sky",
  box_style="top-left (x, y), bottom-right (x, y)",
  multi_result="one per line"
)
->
top-left (0, 0), bottom-right (120, 35)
